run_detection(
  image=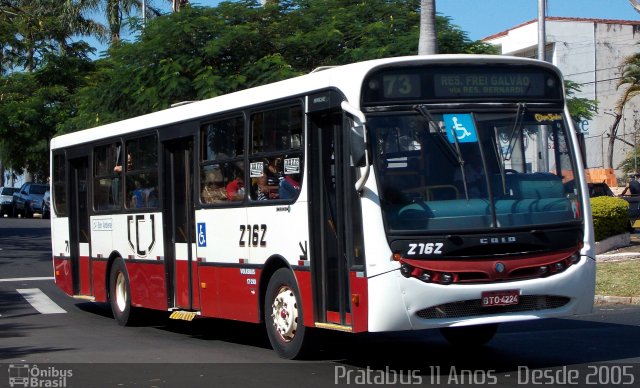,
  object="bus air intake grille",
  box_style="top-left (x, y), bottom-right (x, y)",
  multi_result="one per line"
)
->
top-left (416, 295), bottom-right (570, 319)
